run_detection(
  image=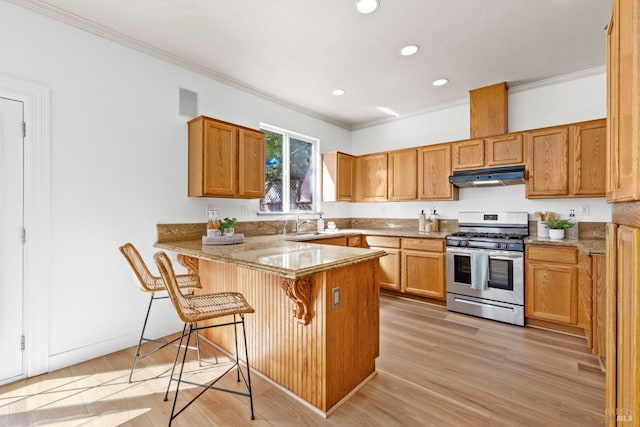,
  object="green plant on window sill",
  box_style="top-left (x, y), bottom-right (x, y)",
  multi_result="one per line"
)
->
top-left (544, 218), bottom-right (575, 230)
top-left (218, 217), bottom-right (238, 231)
